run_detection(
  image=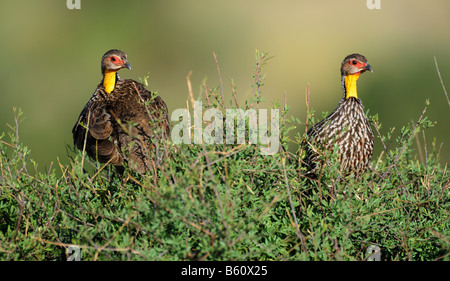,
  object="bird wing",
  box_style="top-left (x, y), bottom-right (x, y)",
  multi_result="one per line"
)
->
top-left (109, 80), bottom-right (171, 173)
top-left (72, 89), bottom-right (123, 166)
